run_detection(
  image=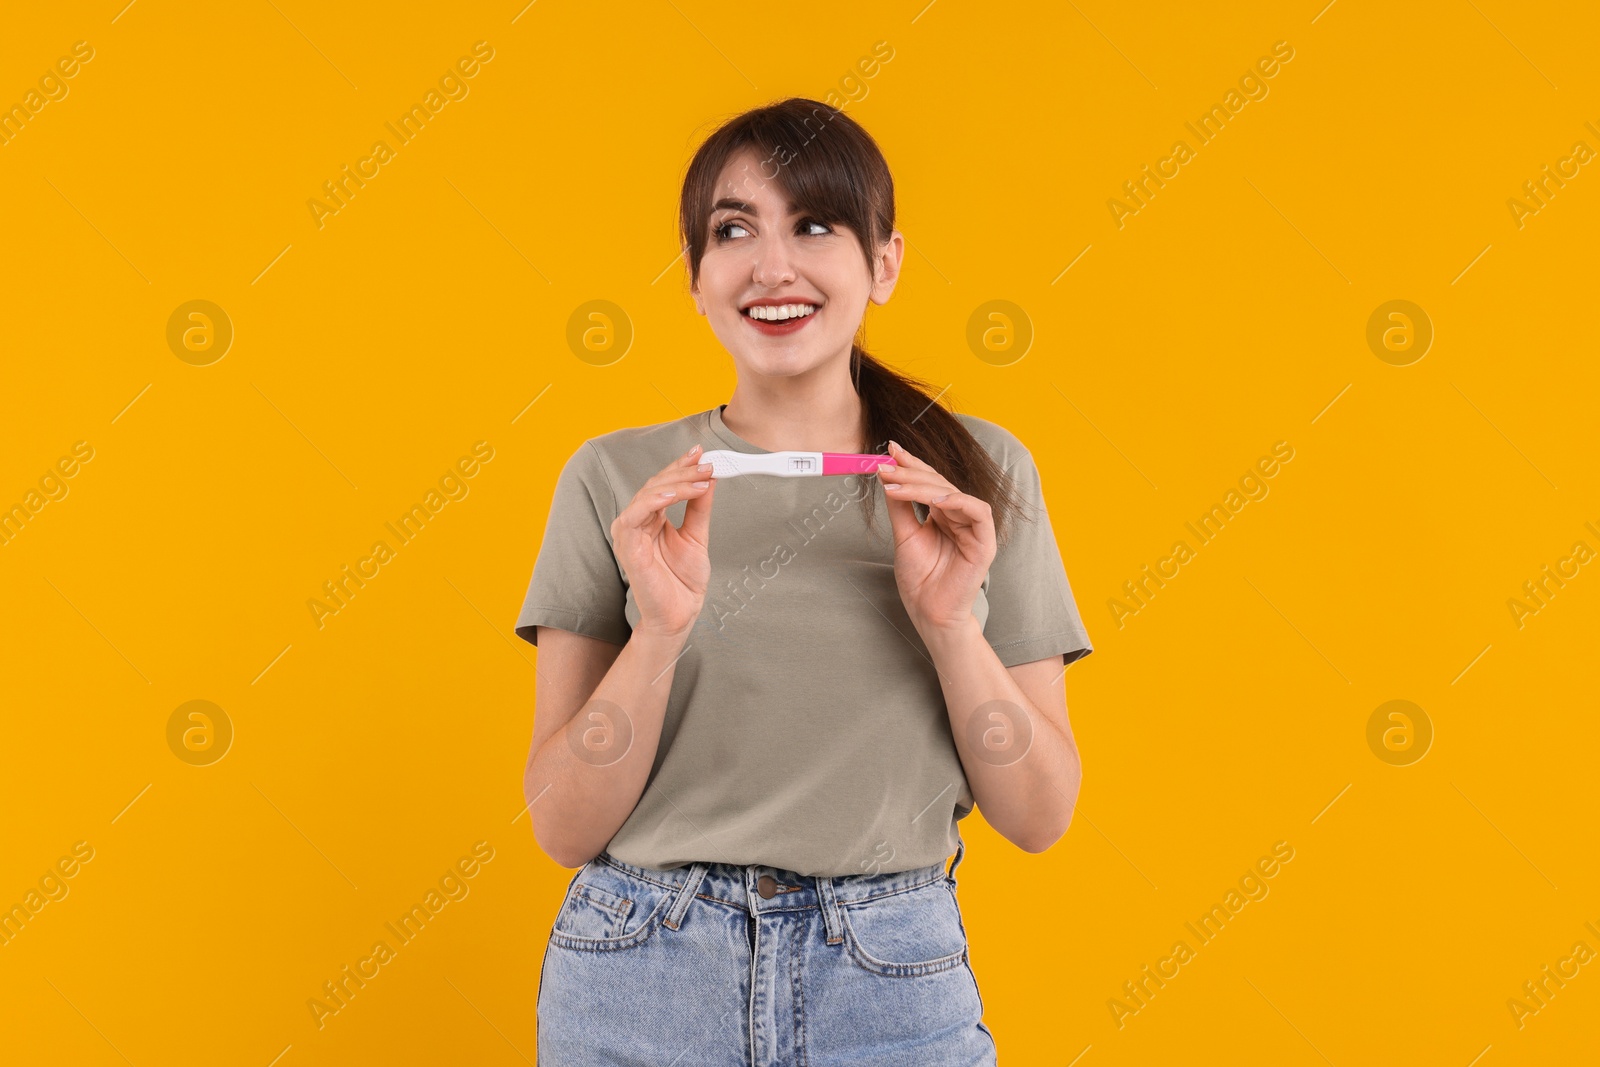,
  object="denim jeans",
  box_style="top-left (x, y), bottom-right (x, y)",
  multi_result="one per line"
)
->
top-left (536, 838), bottom-right (998, 1065)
